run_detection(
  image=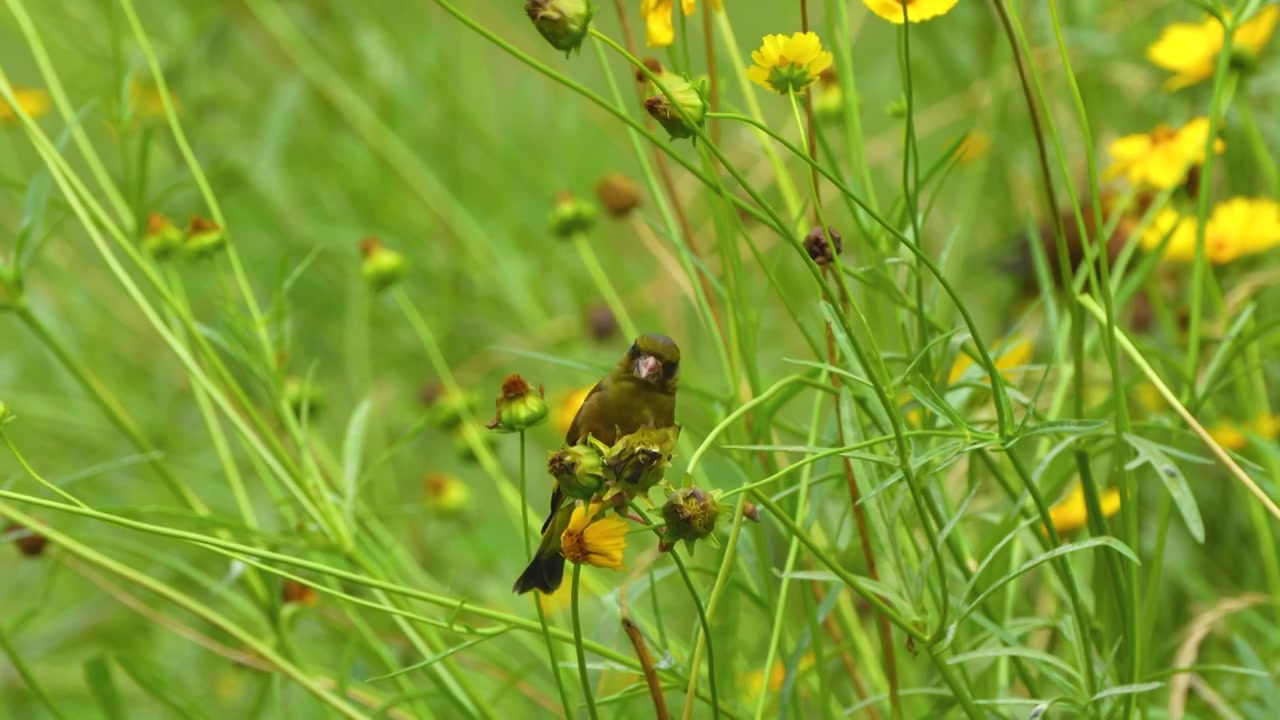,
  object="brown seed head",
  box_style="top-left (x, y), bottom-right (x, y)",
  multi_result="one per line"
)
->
top-left (595, 172), bottom-right (642, 218)
top-left (586, 303), bottom-right (619, 342)
top-left (7, 523), bottom-right (48, 557)
top-left (804, 225), bottom-right (844, 265)
top-left (359, 236), bottom-right (383, 258)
